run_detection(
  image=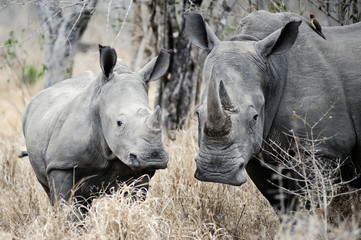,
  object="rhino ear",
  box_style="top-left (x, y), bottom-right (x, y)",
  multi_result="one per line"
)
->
top-left (184, 12), bottom-right (220, 53)
top-left (255, 20), bottom-right (301, 57)
top-left (99, 44), bottom-right (117, 79)
top-left (138, 49), bottom-right (171, 83)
